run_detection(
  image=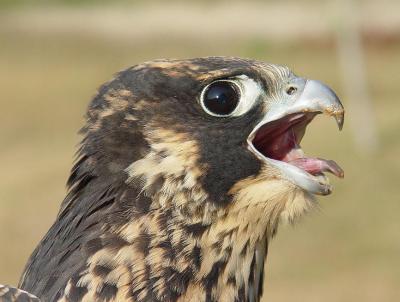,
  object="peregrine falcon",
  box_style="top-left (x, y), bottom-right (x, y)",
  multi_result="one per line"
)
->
top-left (1, 57), bottom-right (344, 302)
